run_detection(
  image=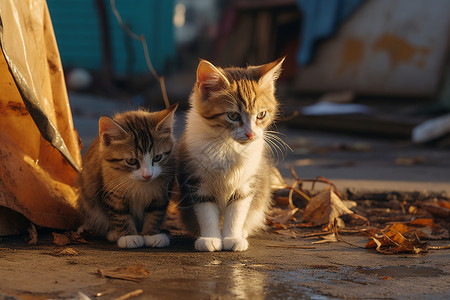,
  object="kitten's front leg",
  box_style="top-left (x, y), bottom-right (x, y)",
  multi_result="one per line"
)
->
top-left (194, 201), bottom-right (222, 251)
top-left (141, 201), bottom-right (170, 248)
top-left (222, 192), bottom-right (252, 251)
top-left (104, 196), bottom-right (144, 249)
